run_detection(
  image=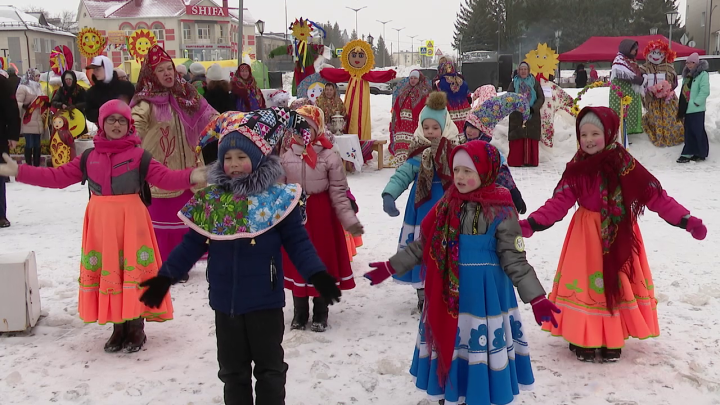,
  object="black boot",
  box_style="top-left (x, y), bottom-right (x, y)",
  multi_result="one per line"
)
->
top-left (310, 296), bottom-right (329, 332)
top-left (104, 323), bottom-right (126, 353)
top-left (575, 347), bottom-right (596, 362)
top-left (291, 296), bottom-right (309, 330)
top-left (600, 347), bottom-right (622, 362)
top-left (122, 318), bottom-right (146, 353)
top-left (416, 288), bottom-right (425, 312)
